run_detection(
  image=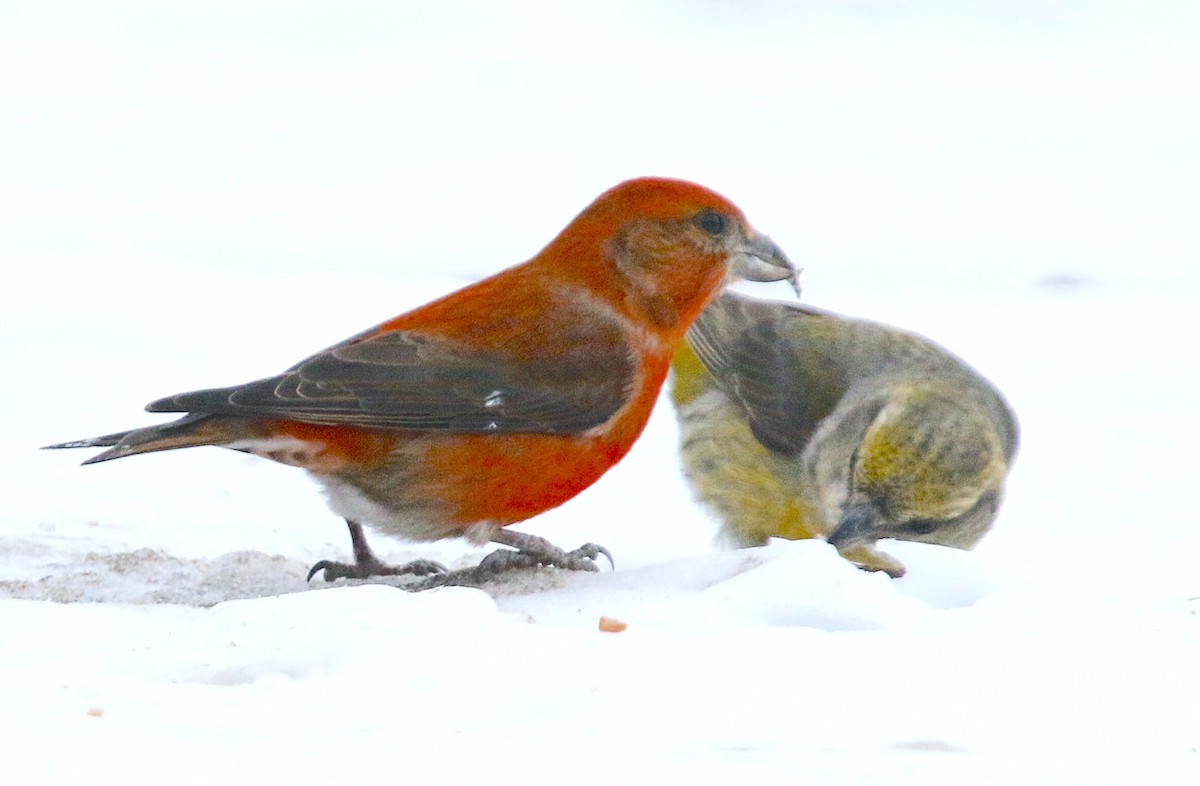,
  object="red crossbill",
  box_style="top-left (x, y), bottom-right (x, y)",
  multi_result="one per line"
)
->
top-left (46, 177), bottom-right (796, 583)
top-left (671, 290), bottom-right (1018, 578)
